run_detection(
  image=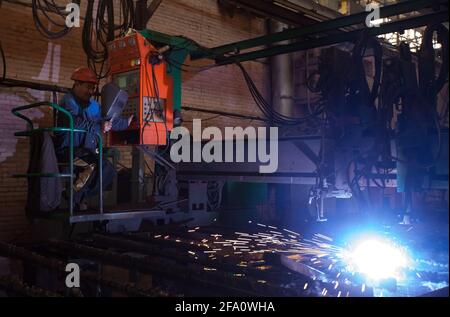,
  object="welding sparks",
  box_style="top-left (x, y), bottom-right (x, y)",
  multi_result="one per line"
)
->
top-left (180, 220), bottom-right (355, 296)
top-left (283, 228), bottom-right (300, 236)
top-left (315, 234), bottom-right (333, 242)
top-left (344, 237), bottom-right (410, 281)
